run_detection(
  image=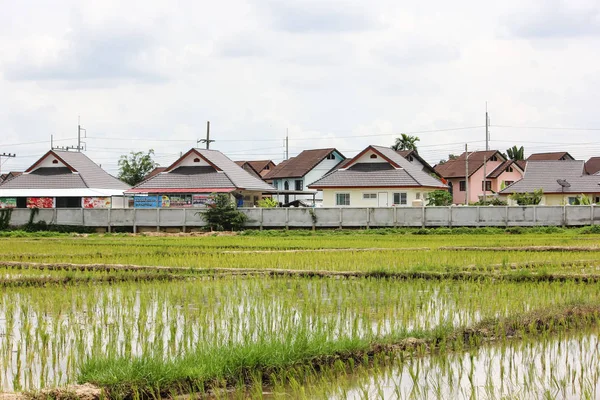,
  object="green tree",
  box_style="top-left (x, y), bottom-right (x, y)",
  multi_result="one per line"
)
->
top-left (506, 146), bottom-right (525, 160)
top-left (509, 189), bottom-right (543, 205)
top-left (437, 154), bottom-right (459, 165)
top-left (118, 150), bottom-right (157, 186)
top-left (201, 193), bottom-right (247, 231)
top-left (391, 134), bottom-right (420, 151)
top-left (426, 190), bottom-right (453, 206)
